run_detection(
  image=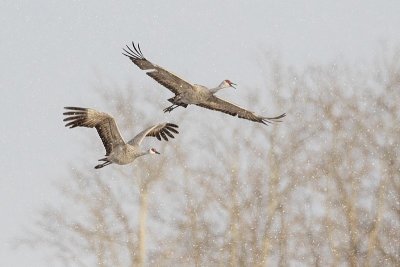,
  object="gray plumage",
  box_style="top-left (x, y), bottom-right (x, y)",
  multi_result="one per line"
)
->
top-left (123, 42), bottom-right (286, 125)
top-left (63, 107), bottom-right (179, 169)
